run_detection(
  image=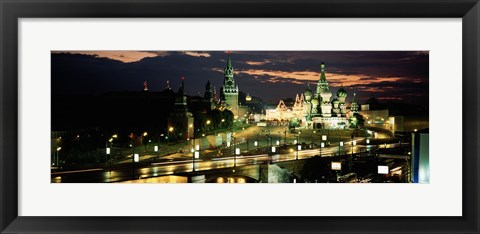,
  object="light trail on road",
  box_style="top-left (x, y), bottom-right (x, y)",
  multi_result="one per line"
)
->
top-left (52, 141), bottom-right (402, 183)
top-left (51, 168), bottom-right (103, 175)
